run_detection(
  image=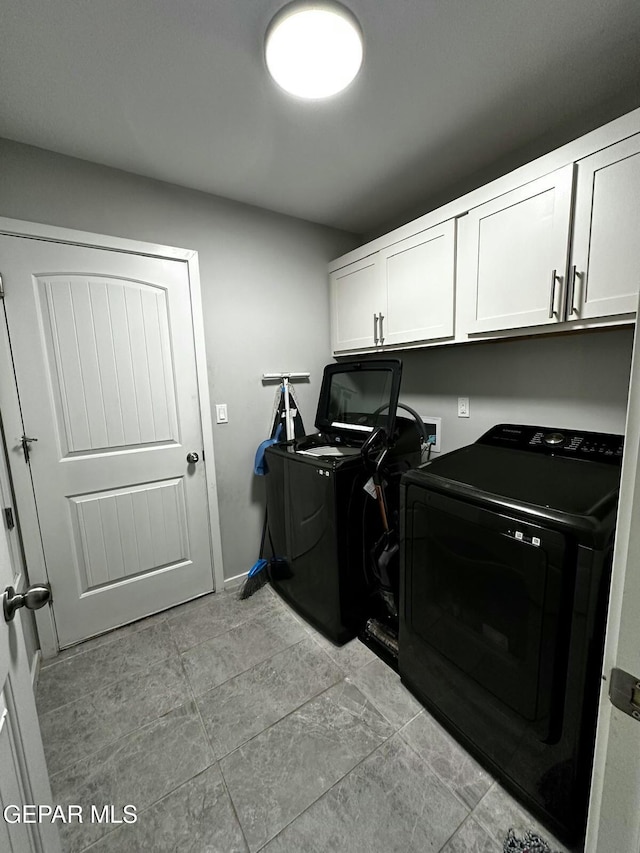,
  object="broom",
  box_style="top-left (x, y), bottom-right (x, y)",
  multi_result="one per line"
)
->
top-left (239, 377), bottom-right (305, 600)
top-left (239, 509), bottom-right (270, 600)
